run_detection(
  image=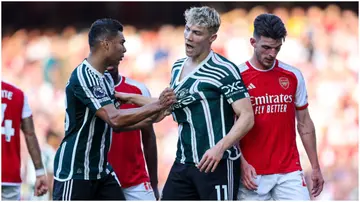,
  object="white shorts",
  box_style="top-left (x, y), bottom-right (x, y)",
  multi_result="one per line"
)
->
top-left (122, 182), bottom-right (156, 201)
top-left (237, 170), bottom-right (310, 200)
top-left (2, 185), bottom-right (21, 201)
